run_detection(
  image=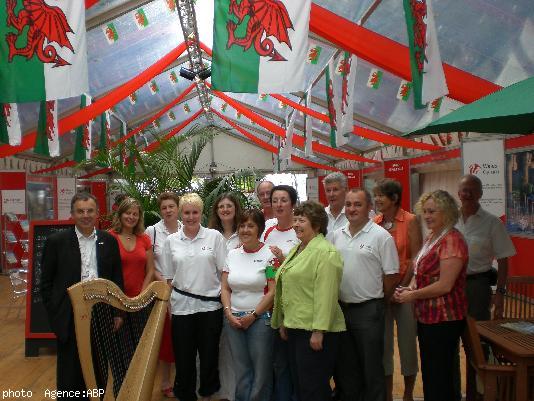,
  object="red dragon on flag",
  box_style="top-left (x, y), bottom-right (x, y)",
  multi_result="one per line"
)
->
top-left (45, 101), bottom-right (55, 140)
top-left (226, 0), bottom-right (294, 61)
top-left (3, 104), bottom-right (12, 127)
top-left (410, 0), bottom-right (427, 74)
top-left (6, 0), bottom-right (75, 67)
